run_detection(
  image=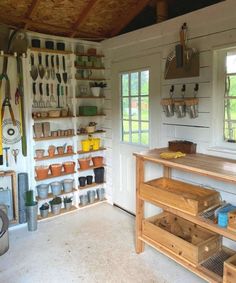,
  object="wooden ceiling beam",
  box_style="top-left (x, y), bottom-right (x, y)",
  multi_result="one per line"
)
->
top-left (24, 0), bottom-right (41, 29)
top-left (109, 0), bottom-right (151, 37)
top-left (69, 0), bottom-right (98, 38)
